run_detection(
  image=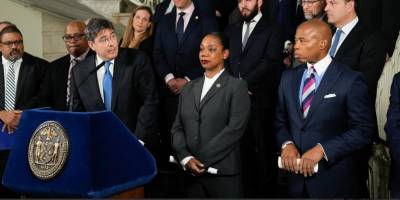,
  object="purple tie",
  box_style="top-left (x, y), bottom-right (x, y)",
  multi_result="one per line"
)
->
top-left (301, 67), bottom-right (316, 118)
